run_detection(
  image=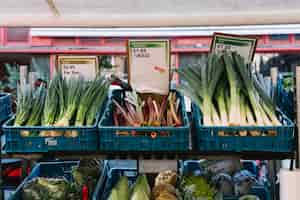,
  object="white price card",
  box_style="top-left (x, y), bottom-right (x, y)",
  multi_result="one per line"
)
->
top-left (128, 40), bottom-right (170, 95)
top-left (58, 56), bottom-right (99, 81)
top-left (45, 138), bottom-right (58, 146)
top-left (211, 33), bottom-right (257, 63)
top-left (139, 160), bottom-right (177, 173)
